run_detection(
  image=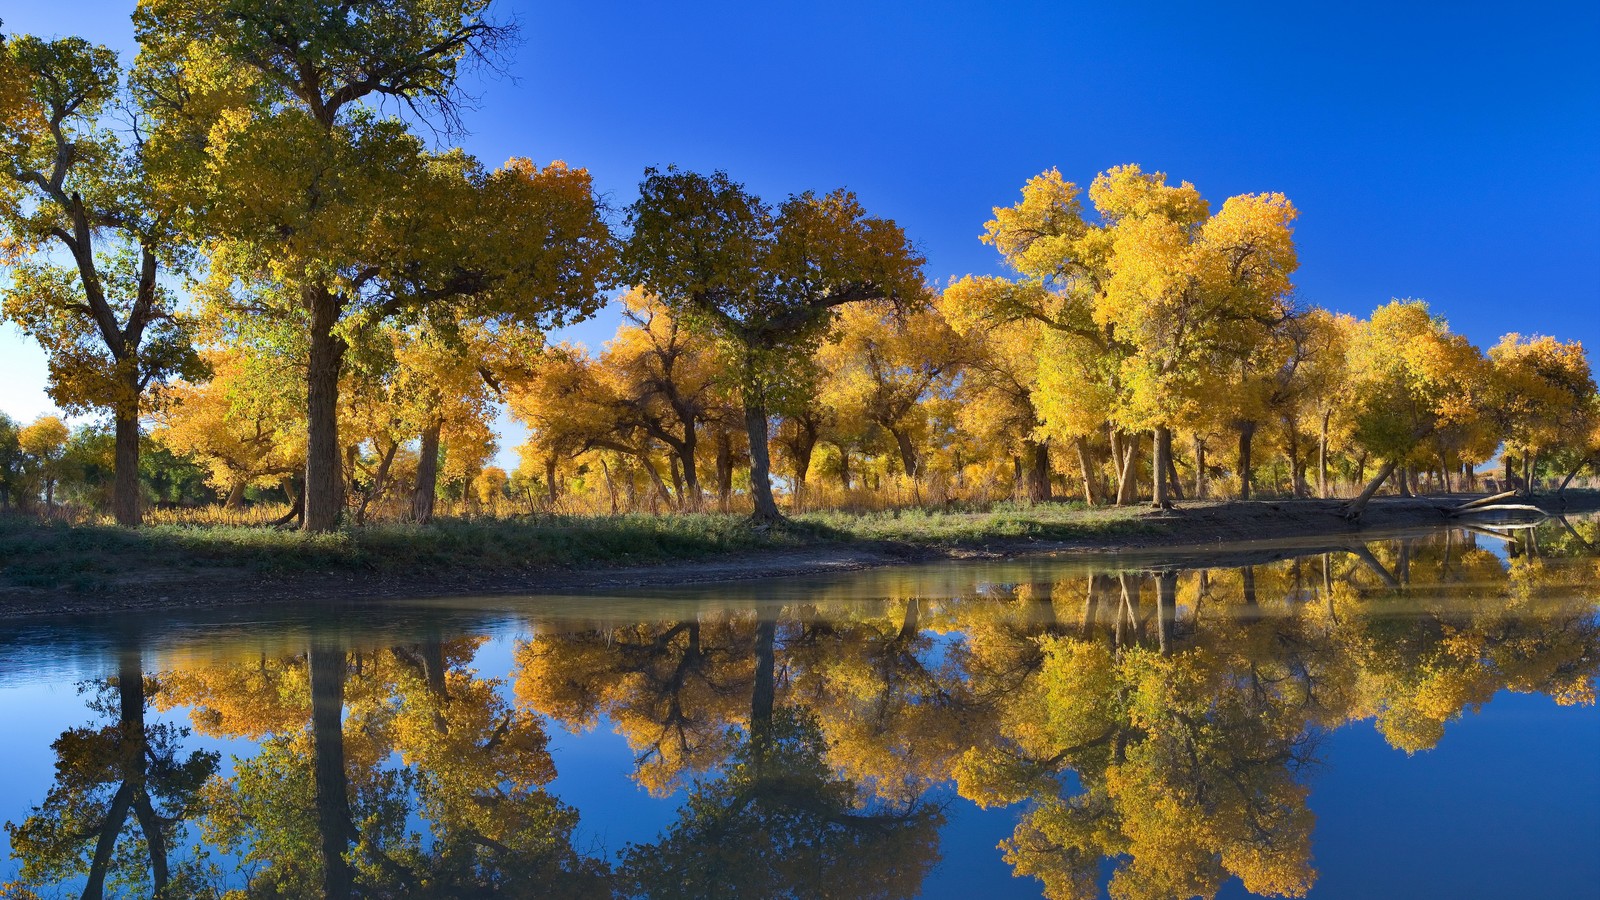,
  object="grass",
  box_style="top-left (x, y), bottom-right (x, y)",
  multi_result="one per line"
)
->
top-left (0, 502), bottom-right (1166, 594)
